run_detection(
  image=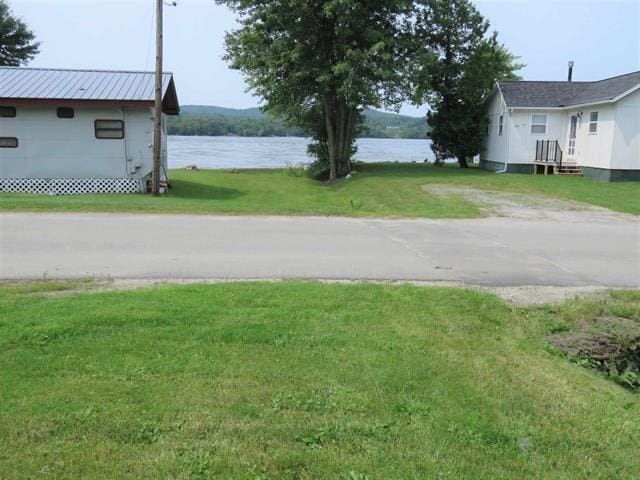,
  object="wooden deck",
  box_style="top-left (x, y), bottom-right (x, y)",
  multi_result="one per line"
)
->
top-left (533, 161), bottom-right (582, 176)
